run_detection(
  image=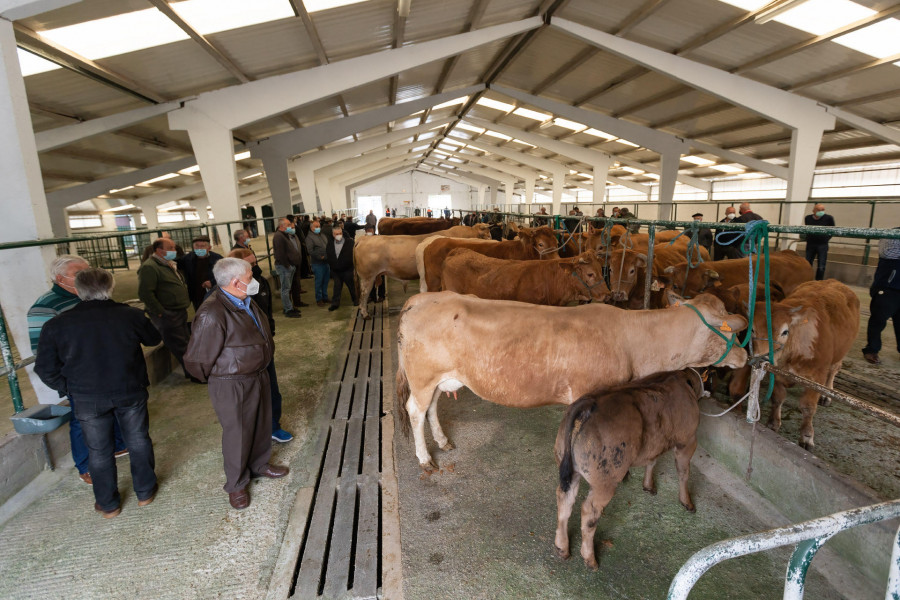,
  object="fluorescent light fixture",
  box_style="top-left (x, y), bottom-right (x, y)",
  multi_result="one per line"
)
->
top-left (303, 0), bottom-right (372, 12)
top-left (681, 155), bottom-right (716, 166)
top-left (136, 173), bottom-right (179, 186)
top-left (710, 164), bottom-right (746, 174)
top-left (512, 107), bottom-right (552, 121)
top-left (512, 139), bottom-right (536, 147)
top-left (456, 122), bottom-right (486, 134)
top-left (104, 203), bottom-right (135, 212)
top-left (432, 96), bottom-right (469, 110)
top-left (476, 97), bottom-right (515, 112)
top-left (109, 186), bottom-right (135, 193)
top-left (178, 165), bottom-right (201, 175)
top-left (583, 128), bottom-right (616, 140)
top-left (620, 166), bottom-right (645, 174)
top-left (834, 18), bottom-right (900, 58)
top-left (240, 172), bottom-right (263, 180)
top-left (171, 0), bottom-right (294, 35)
top-left (17, 48), bottom-right (60, 76)
top-left (643, 173), bottom-right (661, 180)
top-left (482, 130), bottom-right (513, 141)
top-left (553, 118), bottom-right (588, 132)
top-left (615, 139), bottom-right (640, 148)
top-left (234, 151), bottom-right (251, 161)
top-left (766, 0), bottom-right (871, 33)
